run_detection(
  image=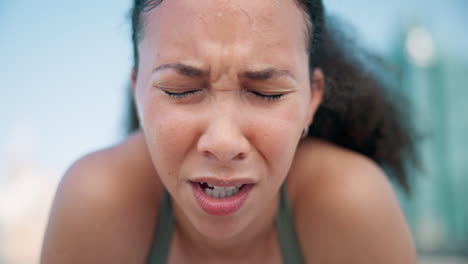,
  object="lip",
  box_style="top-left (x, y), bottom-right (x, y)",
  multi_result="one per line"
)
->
top-left (190, 181), bottom-right (254, 216)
